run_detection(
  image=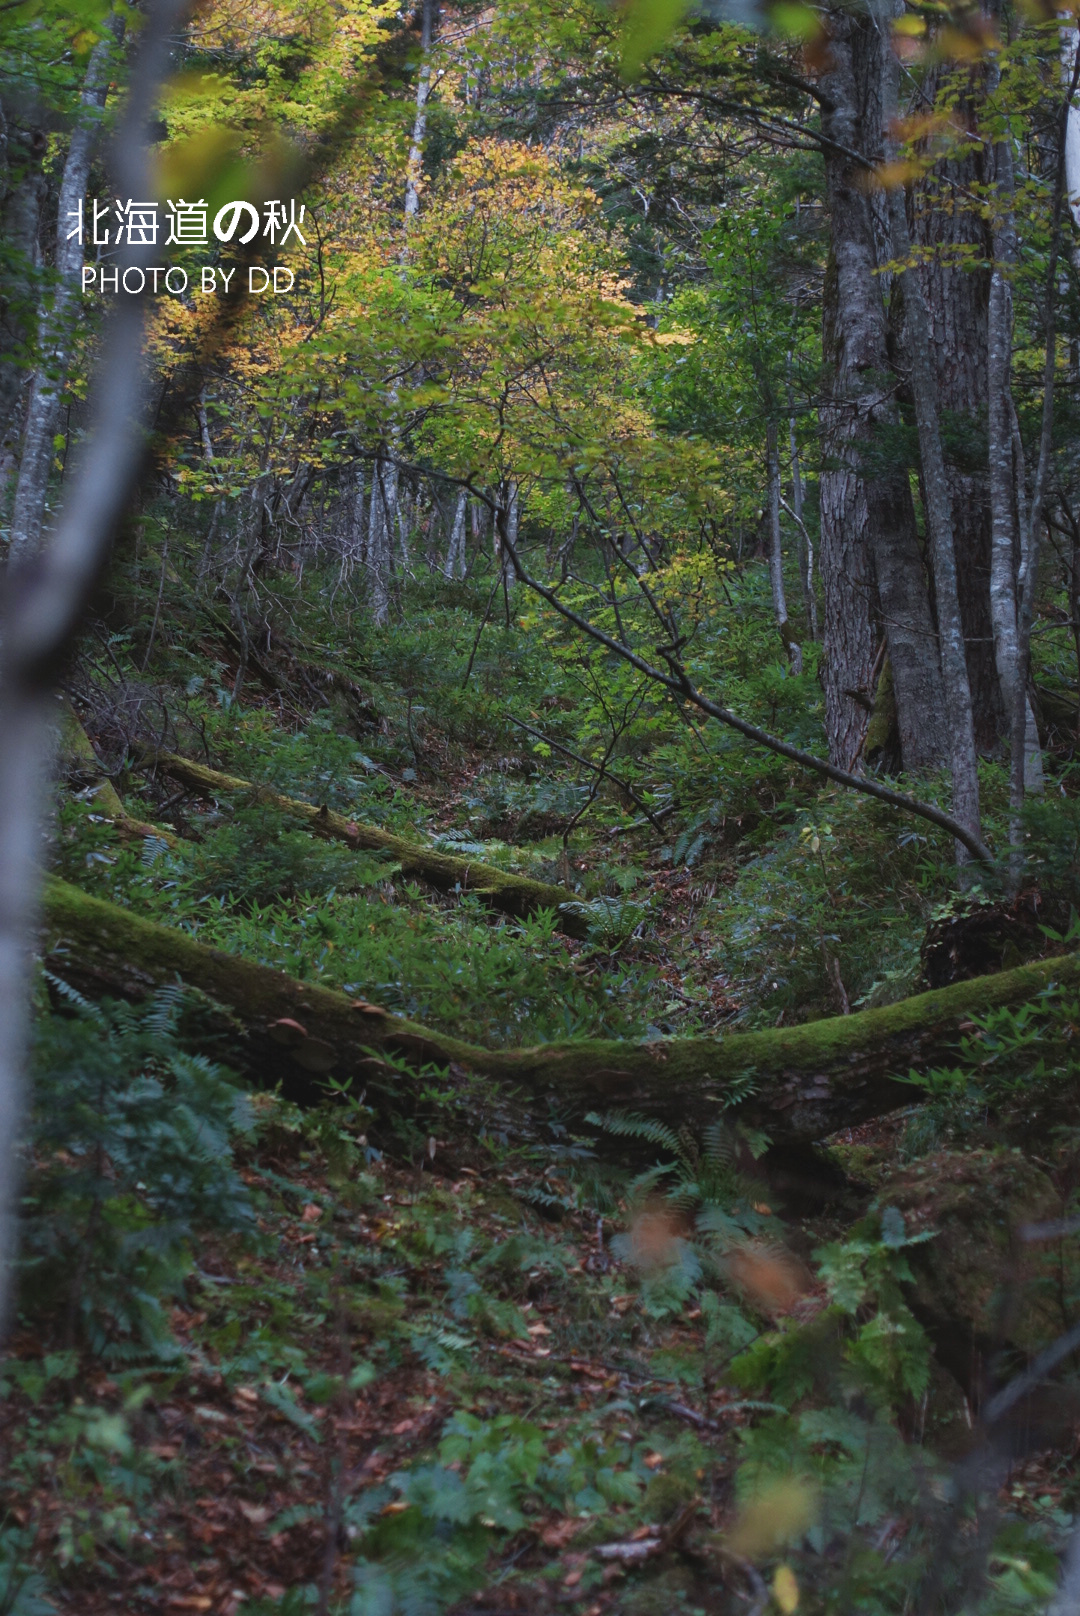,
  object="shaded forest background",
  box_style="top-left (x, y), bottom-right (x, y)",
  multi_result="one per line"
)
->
top-left (4, 0), bottom-right (1080, 1610)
